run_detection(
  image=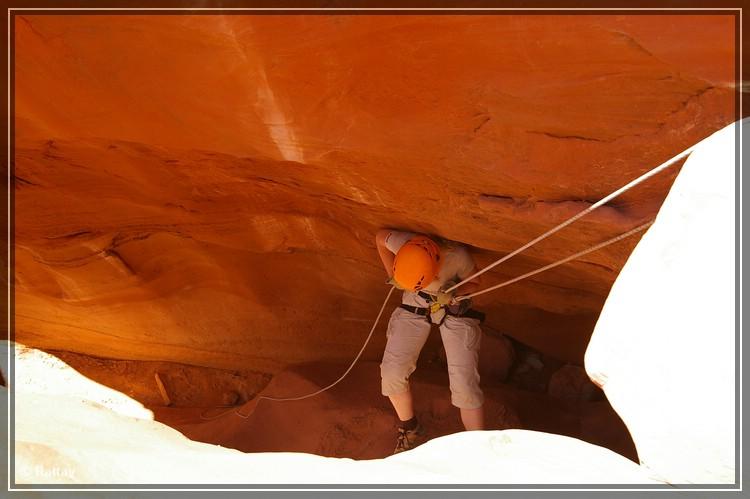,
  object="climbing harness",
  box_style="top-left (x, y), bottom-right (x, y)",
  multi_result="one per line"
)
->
top-left (399, 302), bottom-right (485, 324)
top-left (404, 289), bottom-right (484, 325)
top-left (202, 136), bottom-right (704, 420)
